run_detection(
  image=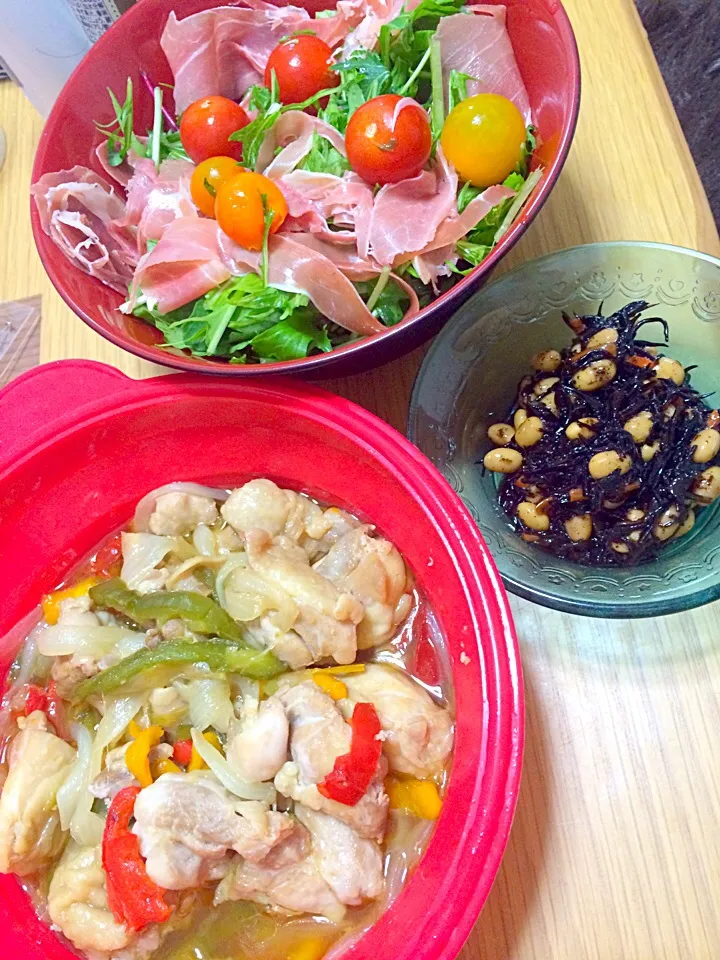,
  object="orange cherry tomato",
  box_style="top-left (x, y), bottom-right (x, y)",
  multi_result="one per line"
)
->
top-left (179, 96), bottom-right (249, 165)
top-left (345, 94), bottom-right (432, 186)
top-left (264, 35), bottom-right (339, 106)
top-left (440, 93), bottom-right (526, 188)
top-left (190, 156), bottom-right (244, 217)
top-left (215, 172), bottom-right (288, 251)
